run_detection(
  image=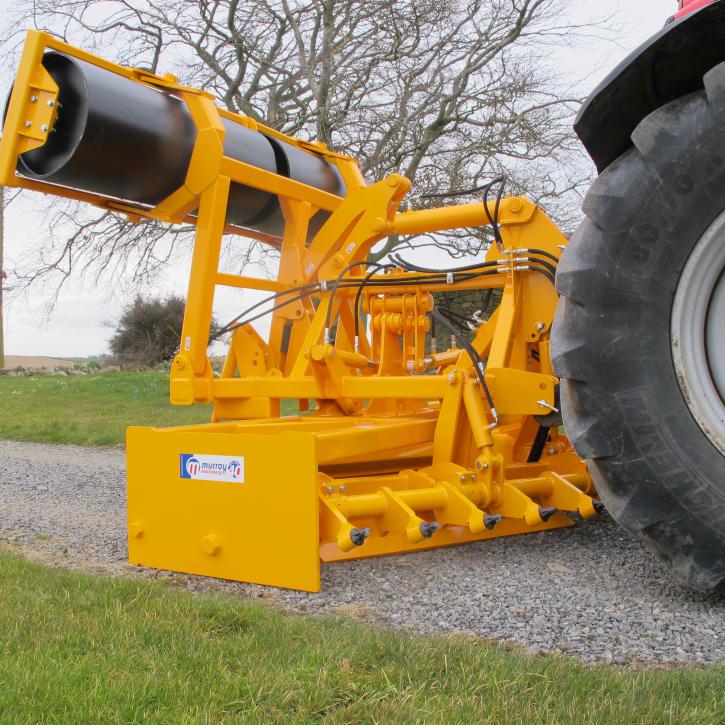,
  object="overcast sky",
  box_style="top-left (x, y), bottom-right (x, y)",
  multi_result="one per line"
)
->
top-left (3, 0), bottom-right (675, 358)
